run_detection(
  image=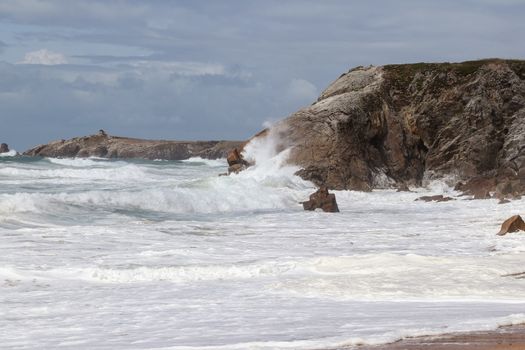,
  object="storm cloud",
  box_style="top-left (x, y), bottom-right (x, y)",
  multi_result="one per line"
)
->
top-left (0, 0), bottom-right (524, 150)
